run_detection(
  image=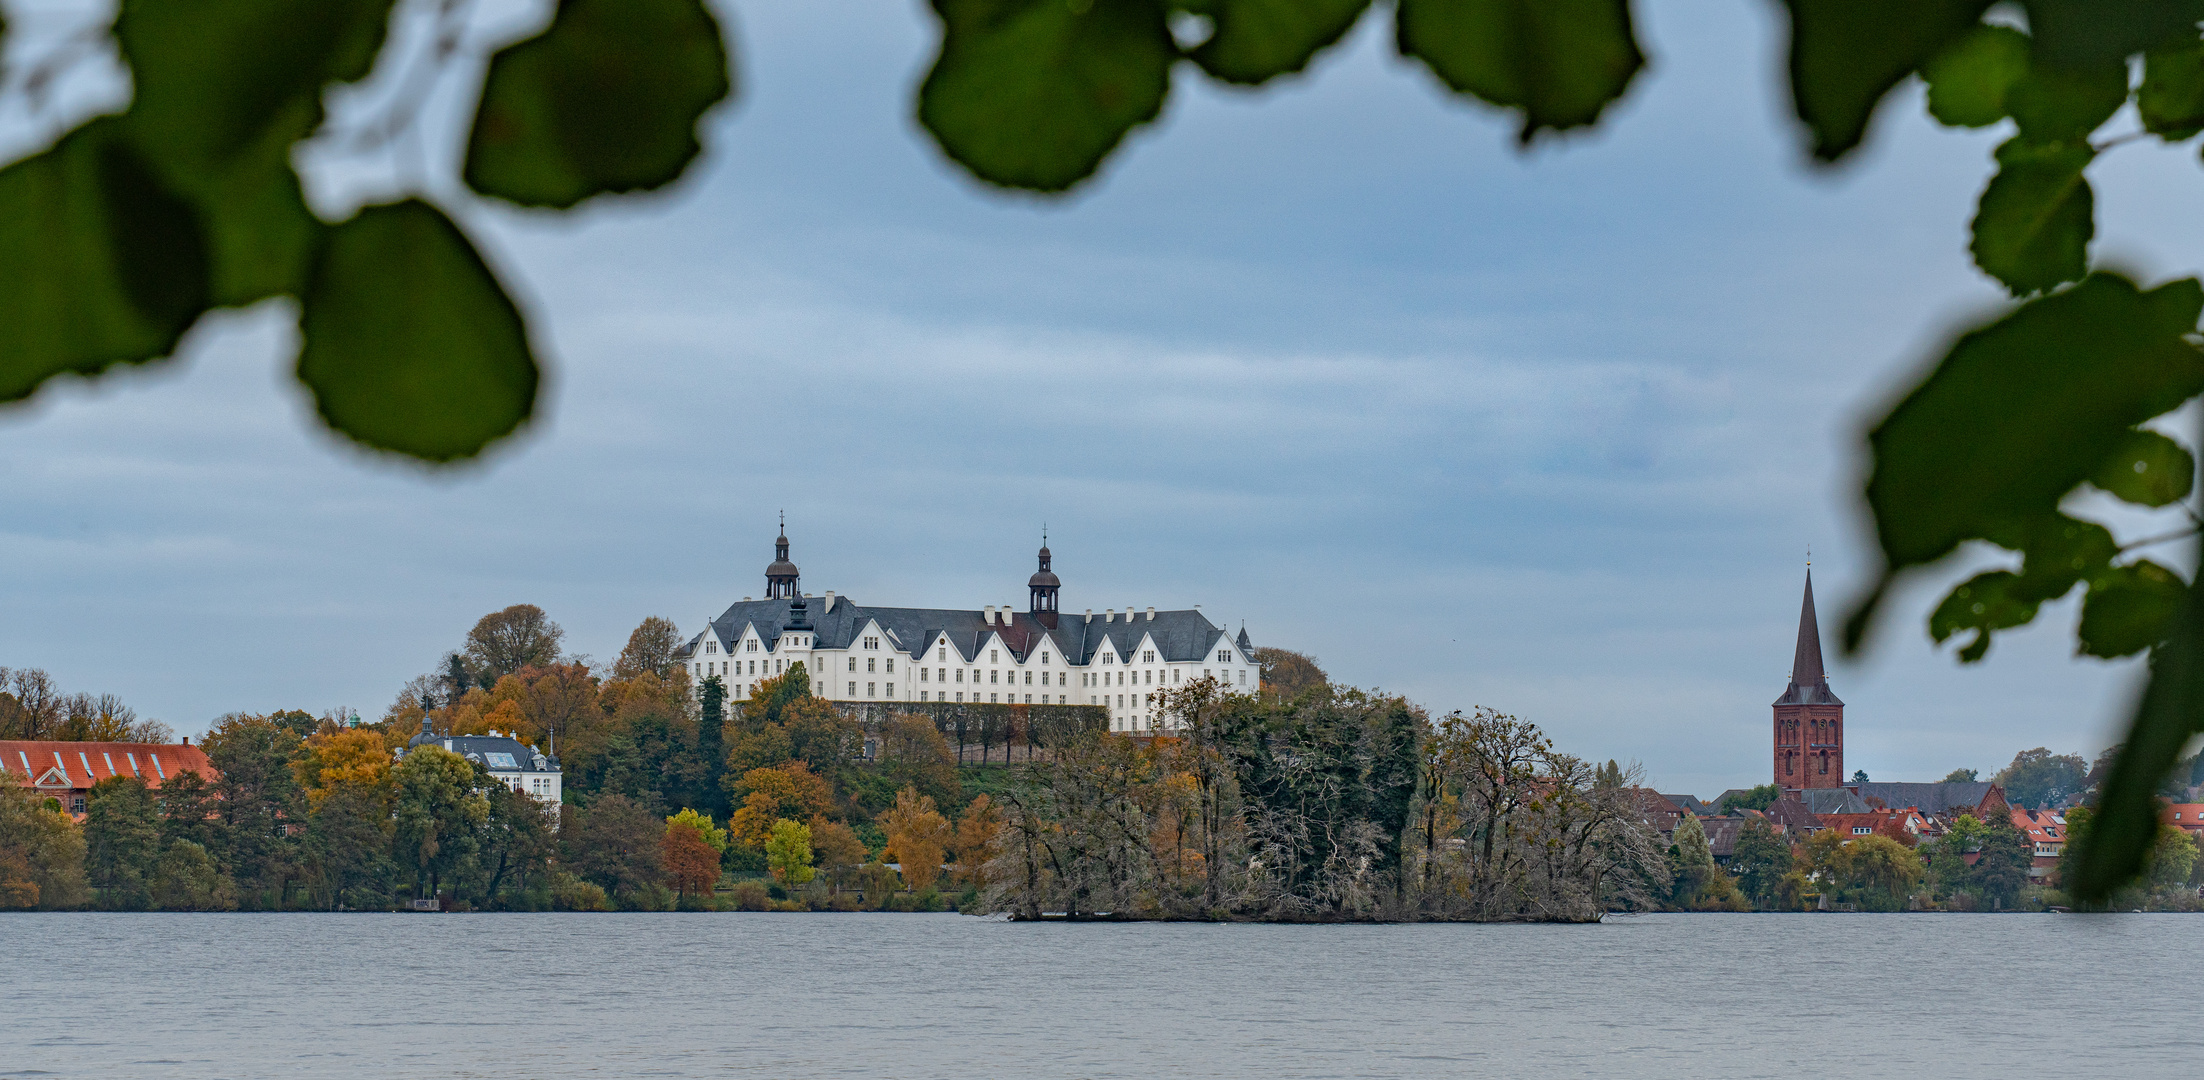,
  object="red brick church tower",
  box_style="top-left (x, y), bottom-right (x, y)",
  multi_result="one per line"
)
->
top-left (1773, 569), bottom-right (1844, 789)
